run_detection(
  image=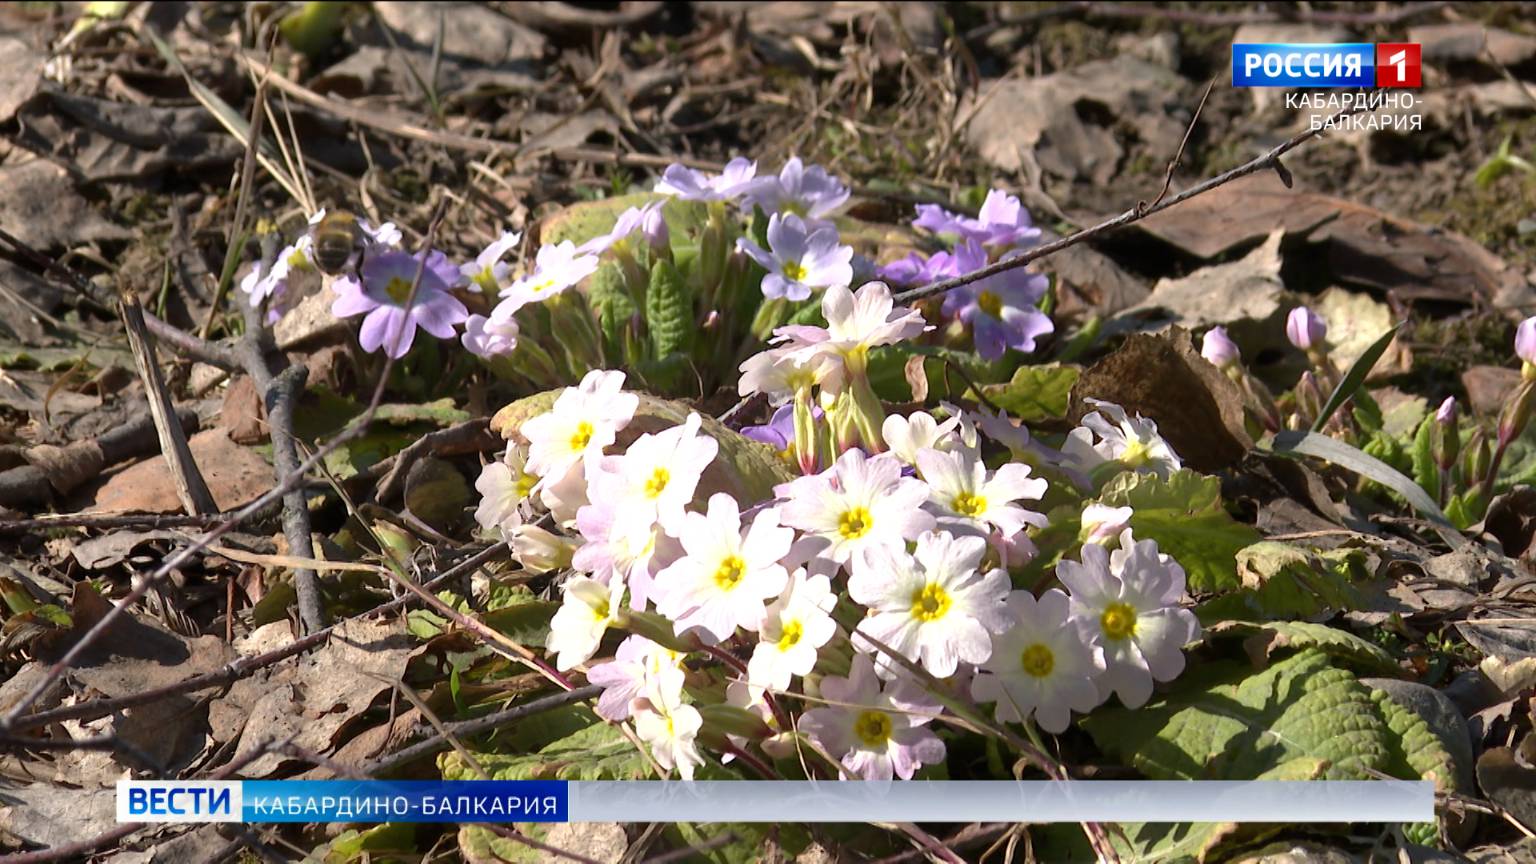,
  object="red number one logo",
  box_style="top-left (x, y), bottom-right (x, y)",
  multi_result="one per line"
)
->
top-left (1376, 43), bottom-right (1421, 87)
